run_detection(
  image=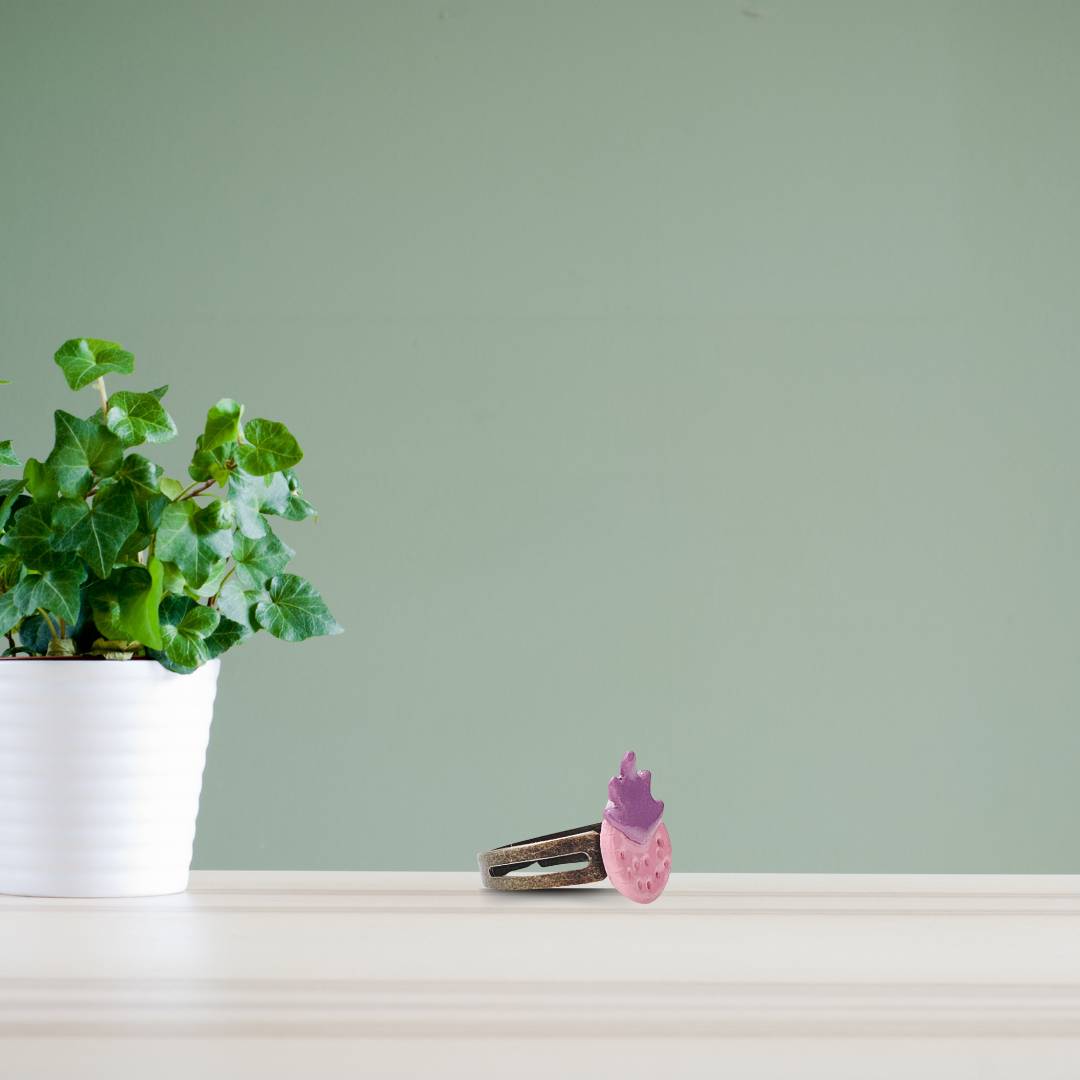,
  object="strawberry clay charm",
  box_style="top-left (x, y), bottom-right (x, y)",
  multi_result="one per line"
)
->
top-left (600, 751), bottom-right (671, 904)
